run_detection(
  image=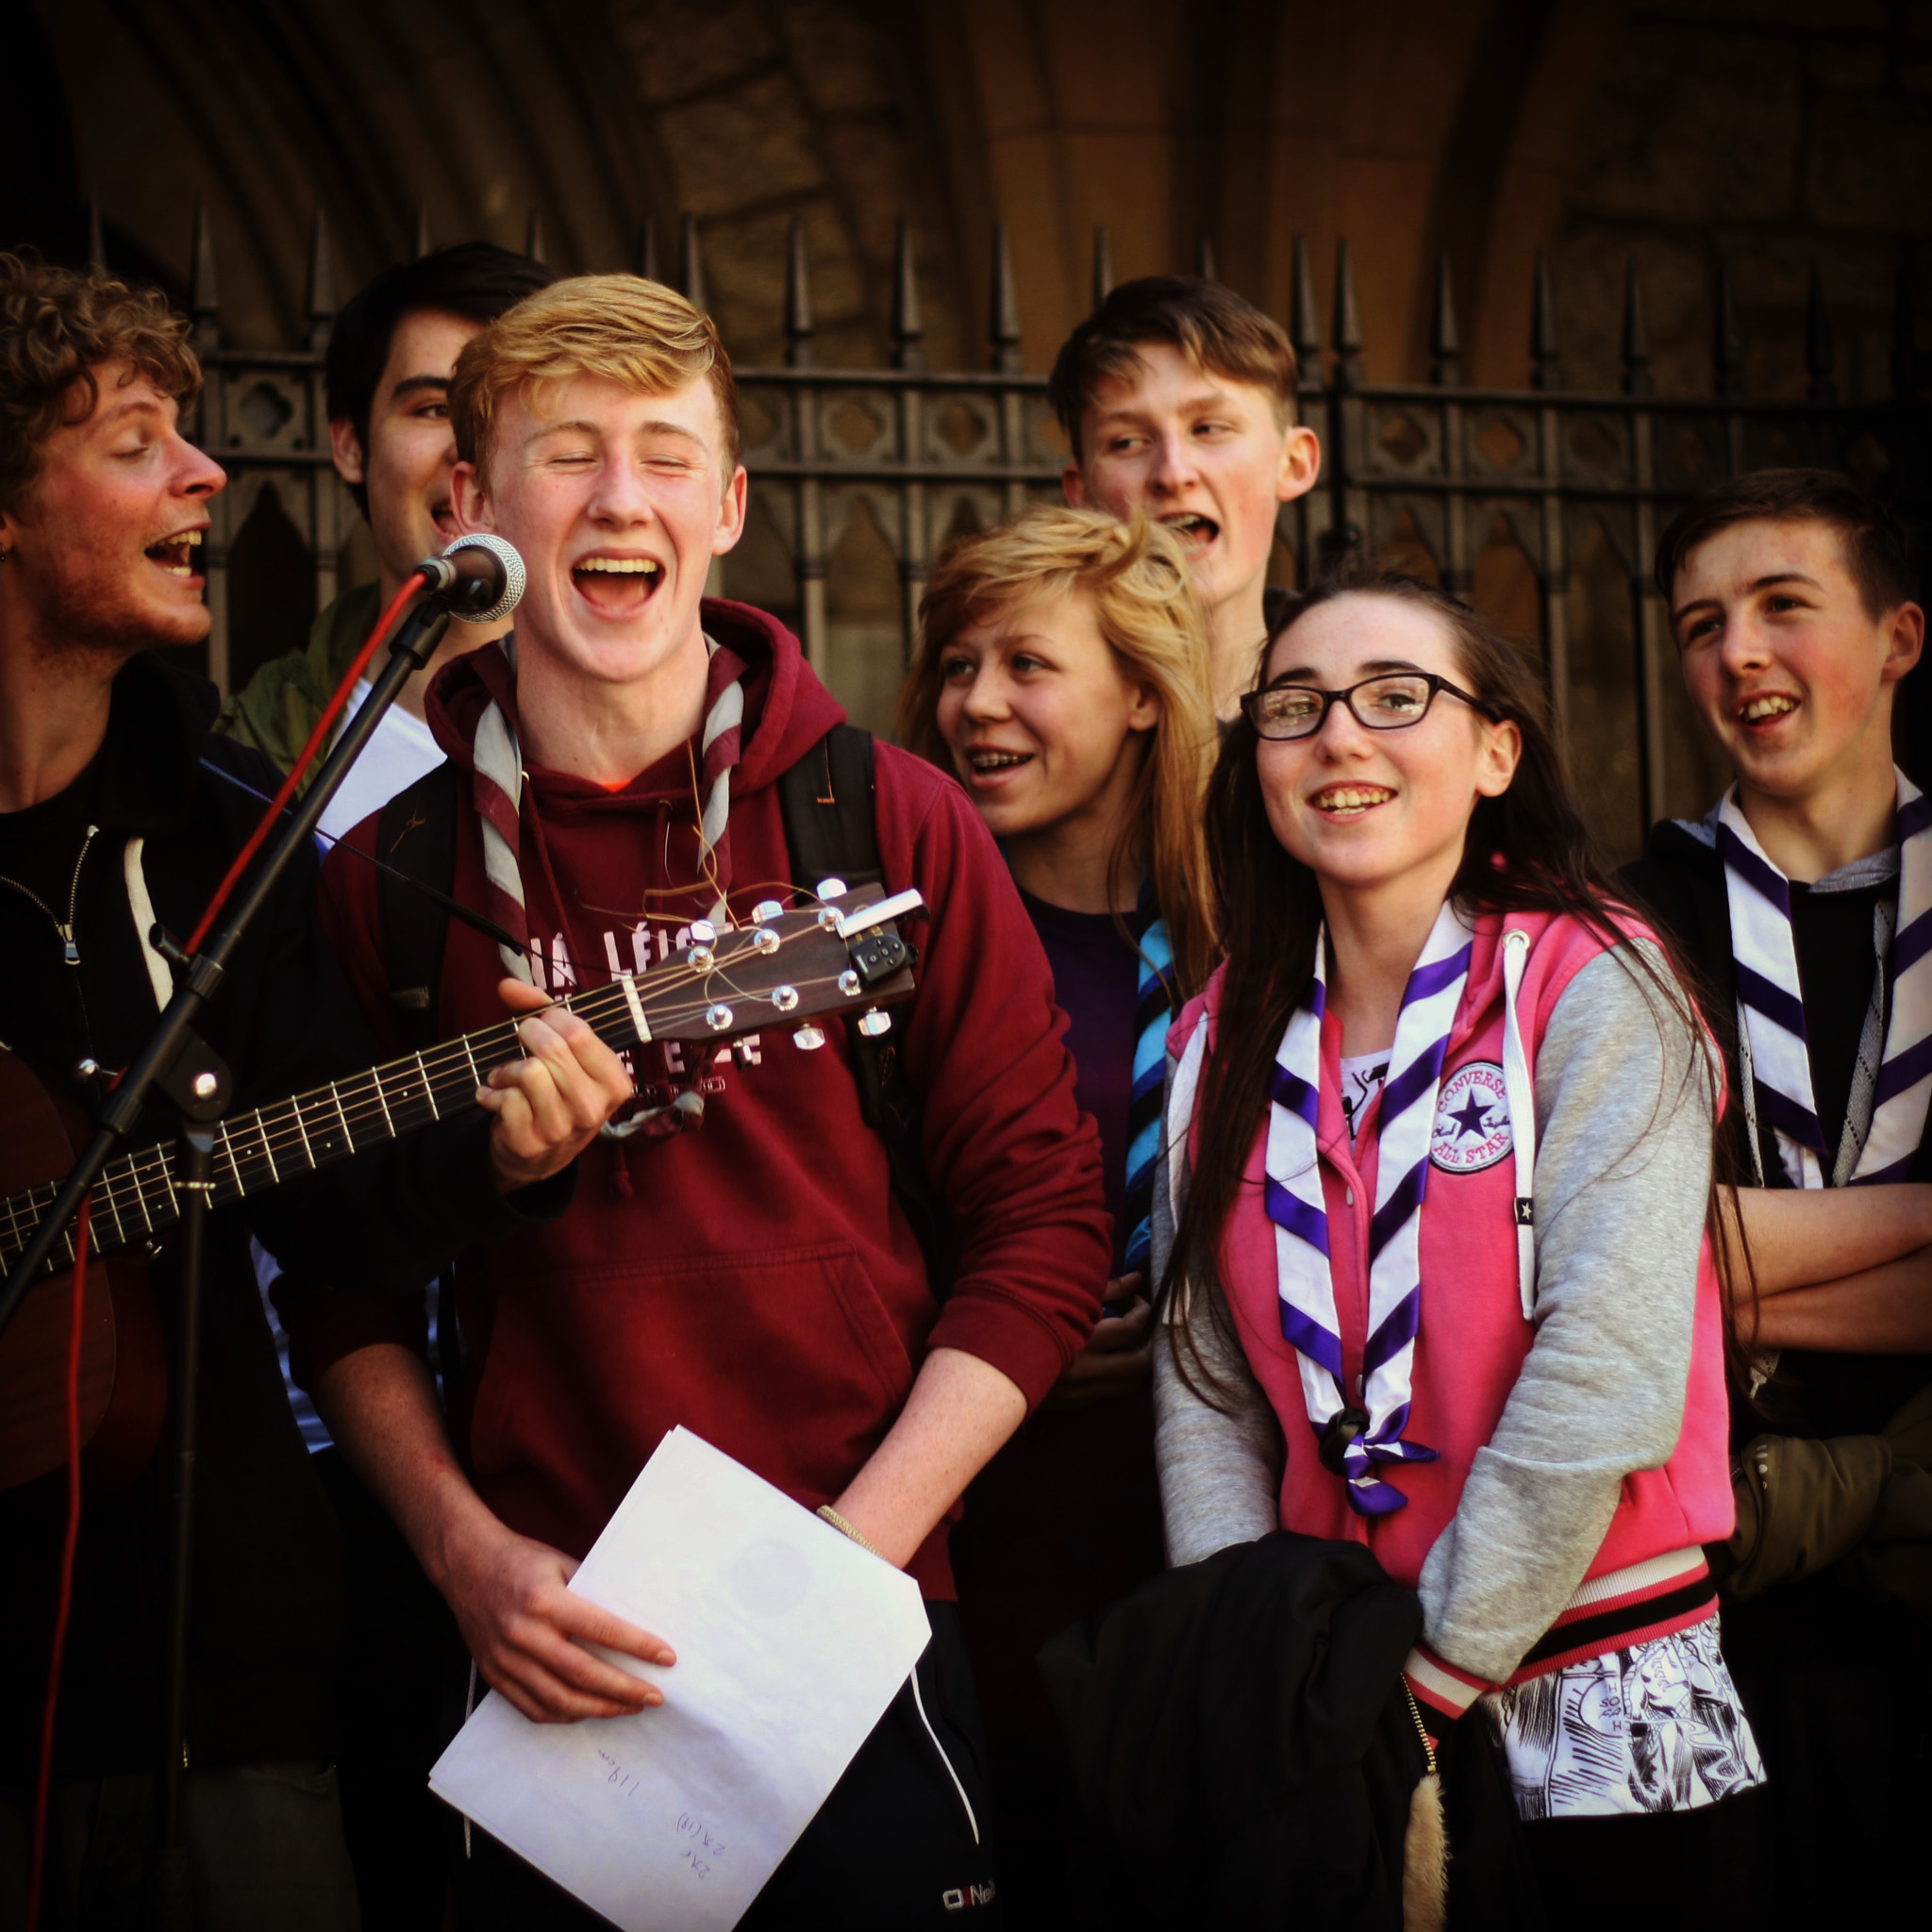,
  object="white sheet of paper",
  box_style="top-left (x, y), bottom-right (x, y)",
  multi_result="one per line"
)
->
top-left (428, 1427), bottom-right (930, 1931)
